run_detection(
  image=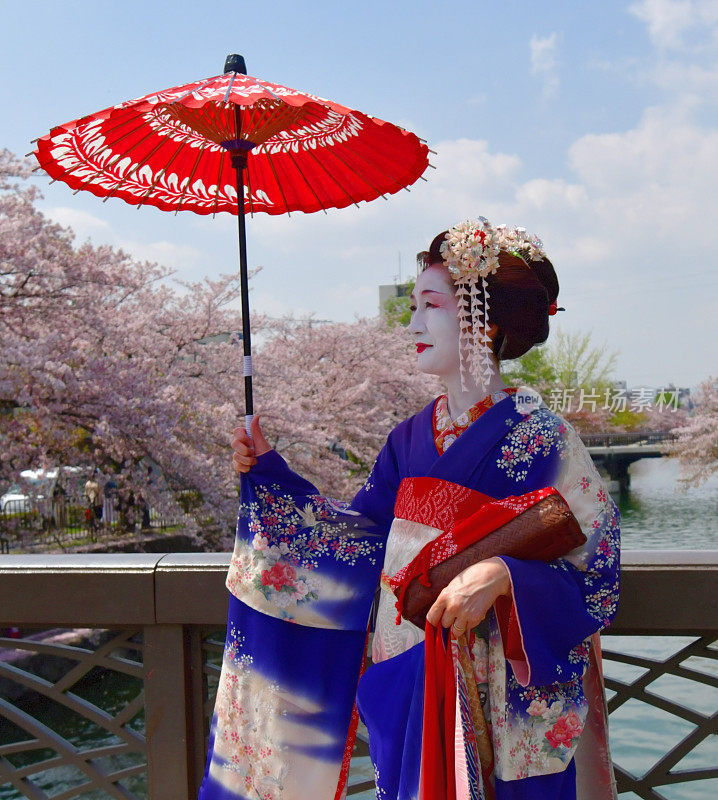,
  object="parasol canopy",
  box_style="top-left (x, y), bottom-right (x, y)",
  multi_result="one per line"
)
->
top-left (33, 55), bottom-right (431, 431)
top-left (34, 56), bottom-right (430, 216)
